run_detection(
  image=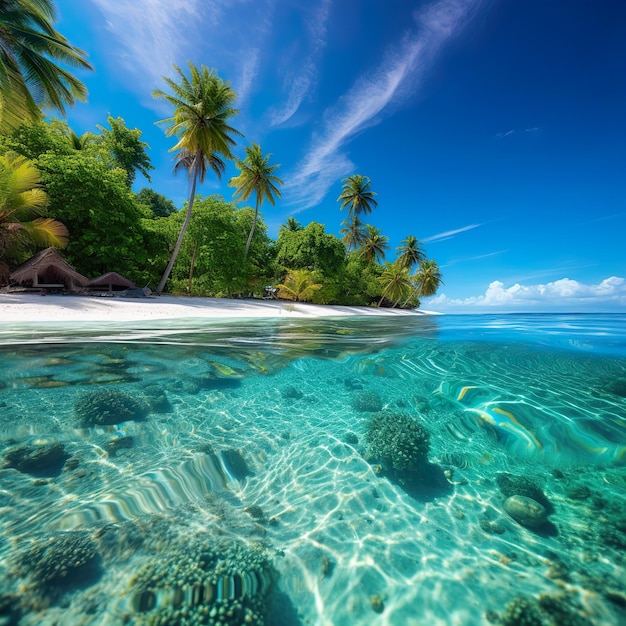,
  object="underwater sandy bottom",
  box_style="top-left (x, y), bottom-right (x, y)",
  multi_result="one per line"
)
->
top-left (1, 332), bottom-right (626, 625)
